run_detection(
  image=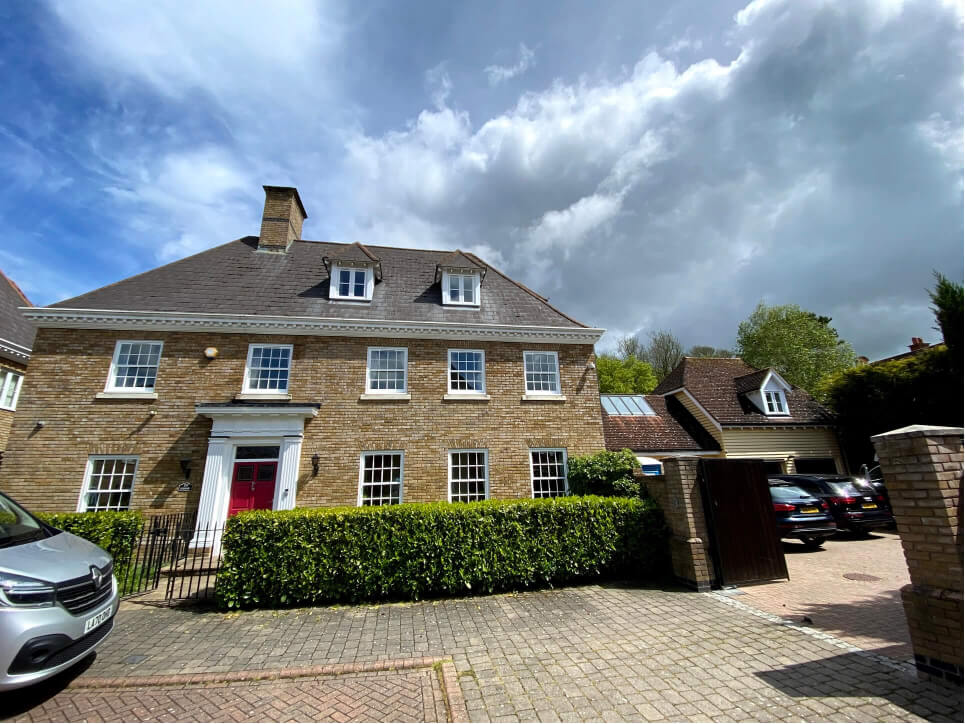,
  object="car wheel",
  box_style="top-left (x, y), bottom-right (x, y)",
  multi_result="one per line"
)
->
top-left (800, 536), bottom-right (824, 549)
